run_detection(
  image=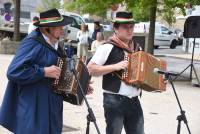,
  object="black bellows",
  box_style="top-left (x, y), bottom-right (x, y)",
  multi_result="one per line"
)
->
top-left (183, 16), bottom-right (200, 38)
